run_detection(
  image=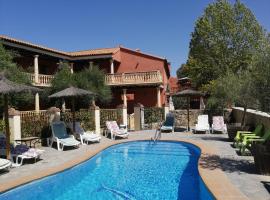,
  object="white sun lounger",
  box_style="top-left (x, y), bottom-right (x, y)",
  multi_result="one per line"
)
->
top-left (68, 122), bottom-right (101, 145)
top-left (212, 116), bottom-right (227, 134)
top-left (106, 121), bottom-right (129, 140)
top-left (12, 145), bottom-right (44, 166)
top-left (195, 115), bottom-right (210, 133)
top-left (0, 158), bottom-right (11, 171)
top-left (50, 121), bottom-right (80, 151)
